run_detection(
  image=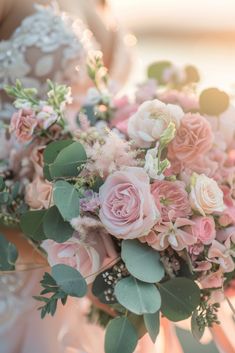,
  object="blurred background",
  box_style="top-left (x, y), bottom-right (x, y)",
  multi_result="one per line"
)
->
top-left (109, 0), bottom-right (235, 93)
